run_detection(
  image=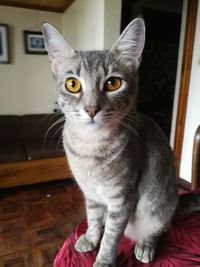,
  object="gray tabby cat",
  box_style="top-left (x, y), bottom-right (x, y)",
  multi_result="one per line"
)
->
top-left (42, 19), bottom-right (199, 267)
